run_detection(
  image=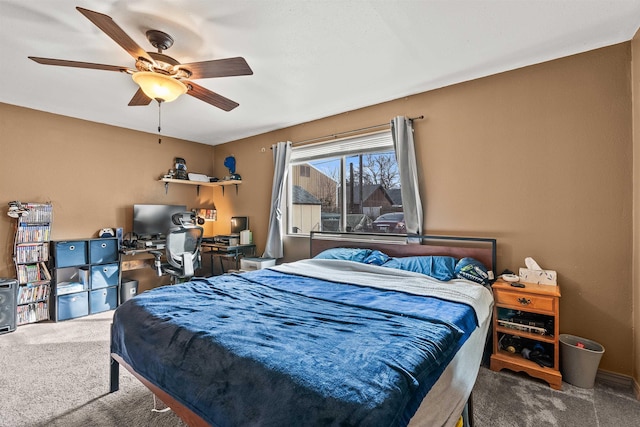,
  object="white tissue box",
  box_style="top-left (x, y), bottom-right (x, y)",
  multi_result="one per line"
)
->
top-left (518, 268), bottom-right (557, 285)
